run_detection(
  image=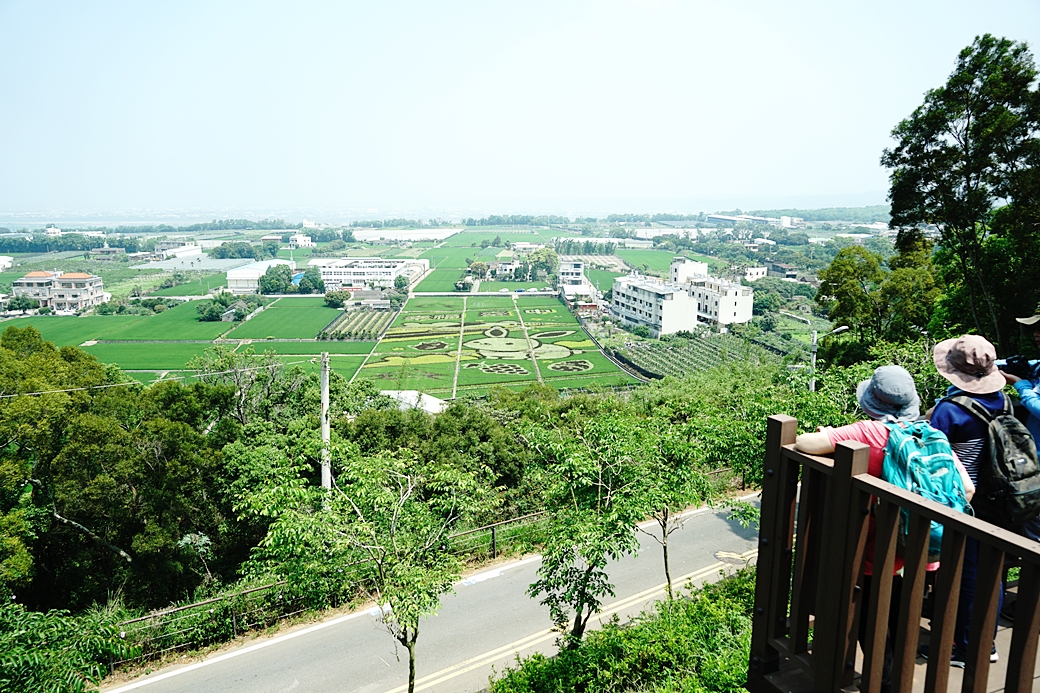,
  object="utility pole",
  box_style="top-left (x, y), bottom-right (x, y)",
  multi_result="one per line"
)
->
top-left (320, 351), bottom-right (331, 489)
